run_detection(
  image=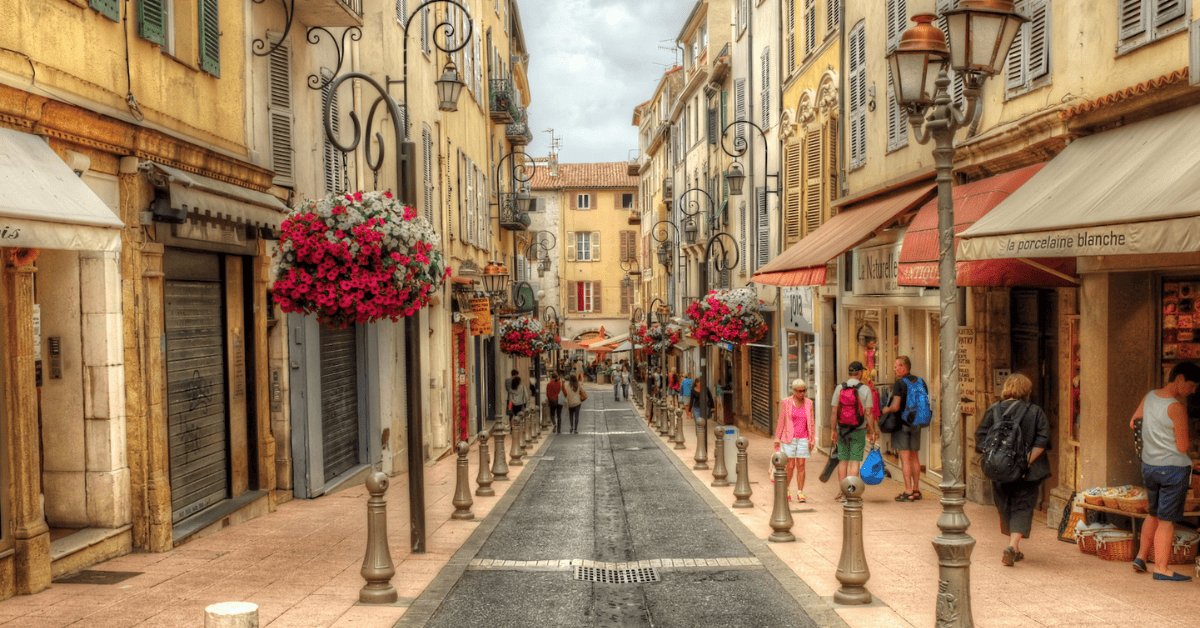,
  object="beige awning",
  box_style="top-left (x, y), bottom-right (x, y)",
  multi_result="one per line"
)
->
top-left (589, 332), bottom-right (630, 348)
top-left (0, 128), bottom-right (124, 251)
top-left (958, 105), bottom-right (1200, 260)
top-left (150, 163), bottom-right (290, 230)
